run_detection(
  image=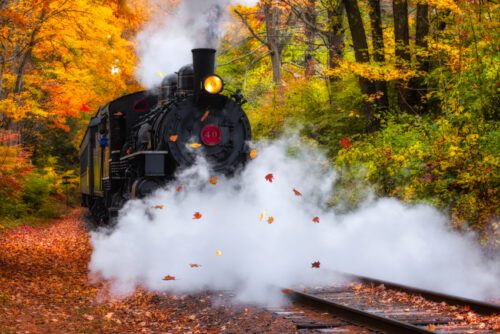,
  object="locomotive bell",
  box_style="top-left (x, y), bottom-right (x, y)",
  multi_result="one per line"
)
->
top-left (192, 48), bottom-right (216, 97)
